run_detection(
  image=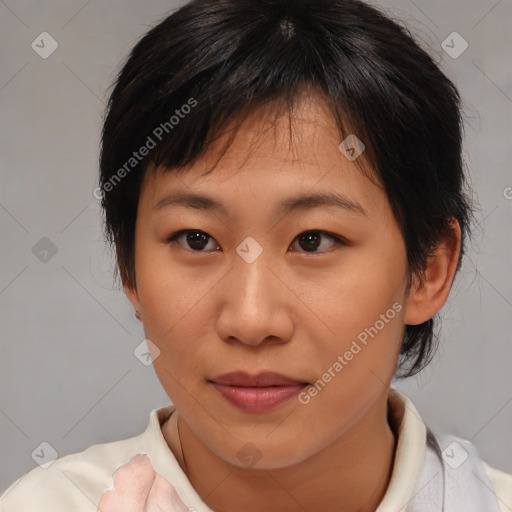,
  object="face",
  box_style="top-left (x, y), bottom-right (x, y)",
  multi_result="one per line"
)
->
top-left (126, 93), bottom-right (412, 469)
